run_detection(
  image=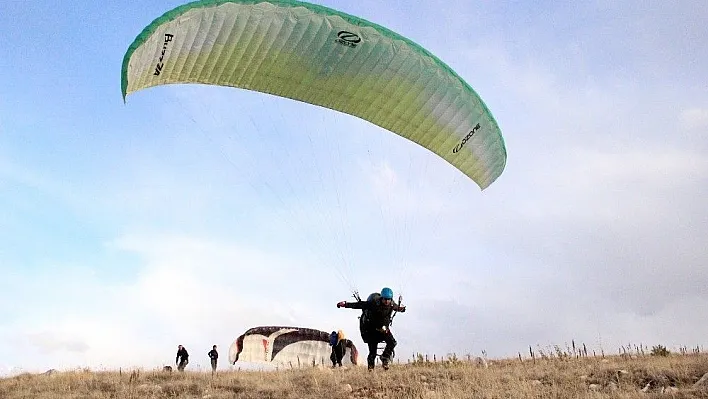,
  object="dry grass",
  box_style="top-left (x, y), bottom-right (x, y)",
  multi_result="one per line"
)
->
top-left (2, 354), bottom-right (708, 398)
